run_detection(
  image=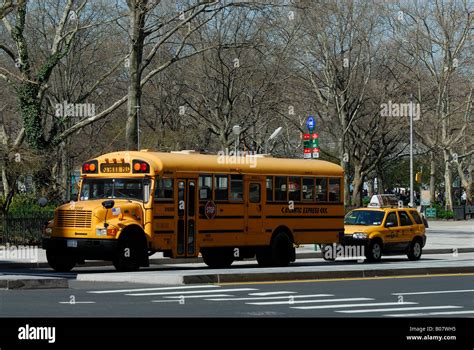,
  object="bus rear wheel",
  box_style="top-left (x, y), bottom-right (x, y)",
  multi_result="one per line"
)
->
top-left (46, 249), bottom-right (76, 272)
top-left (201, 248), bottom-right (234, 268)
top-left (270, 232), bottom-right (294, 267)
